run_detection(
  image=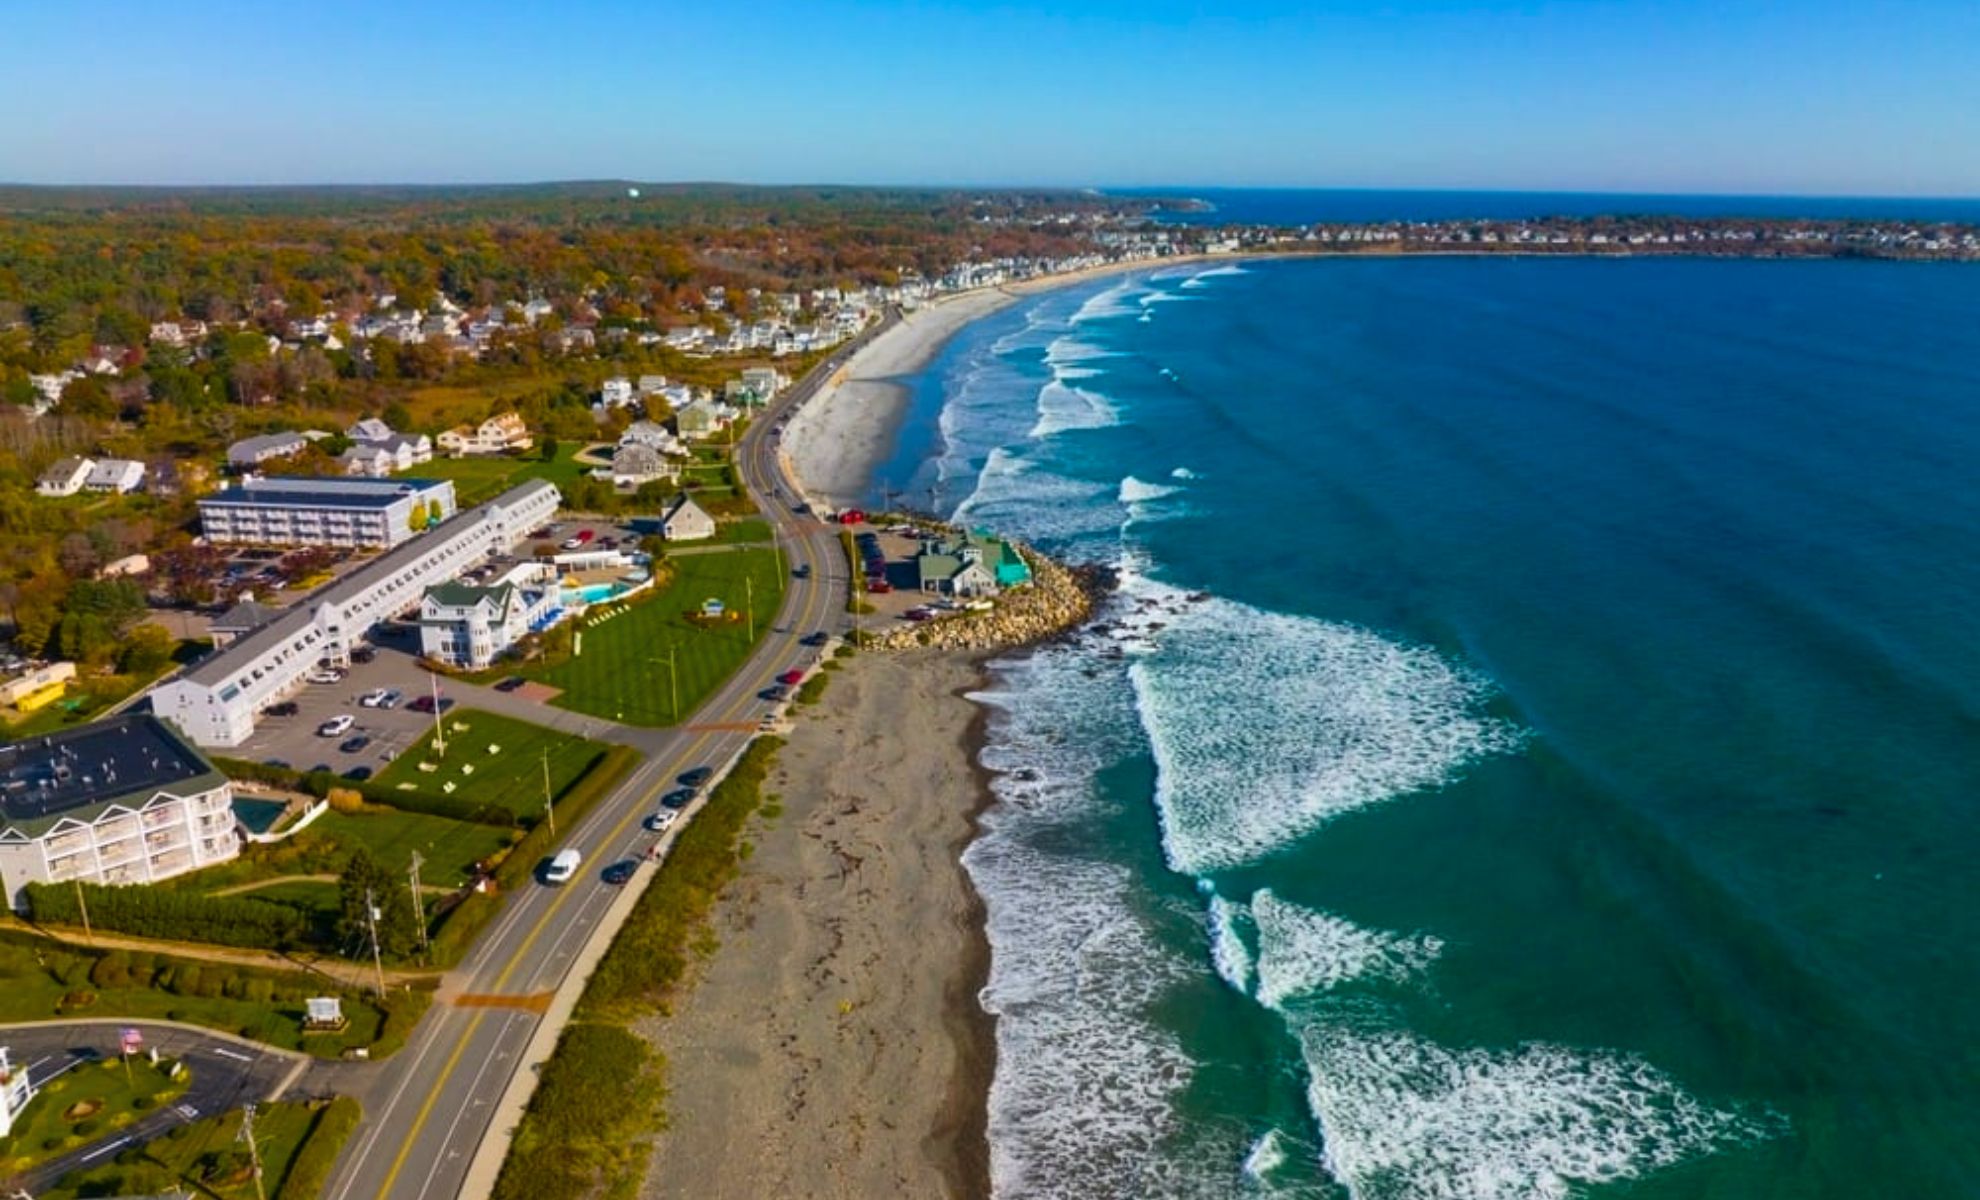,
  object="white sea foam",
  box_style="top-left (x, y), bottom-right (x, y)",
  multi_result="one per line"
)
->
top-left (1297, 1023), bottom-right (1780, 1200)
top-left (1070, 279), bottom-right (1144, 324)
top-left (968, 641), bottom-right (1249, 1198)
top-left (1171, 466), bottom-right (1199, 480)
top-left (1030, 379), bottom-right (1120, 438)
top-left (1251, 890), bottom-right (1441, 1009)
top-left (953, 447), bottom-right (1120, 544)
top-left (1206, 893), bottom-right (1256, 995)
top-left (1120, 574), bottom-right (1525, 874)
top-left (1118, 475), bottom-right (1182, 505)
